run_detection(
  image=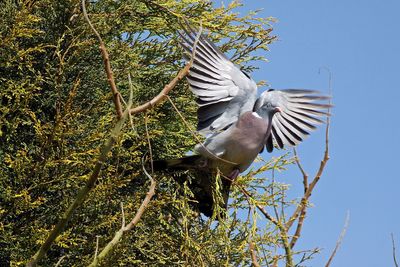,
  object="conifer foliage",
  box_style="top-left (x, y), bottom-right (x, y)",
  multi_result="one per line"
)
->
top-left (0, 1), bottom-right (329, 266)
